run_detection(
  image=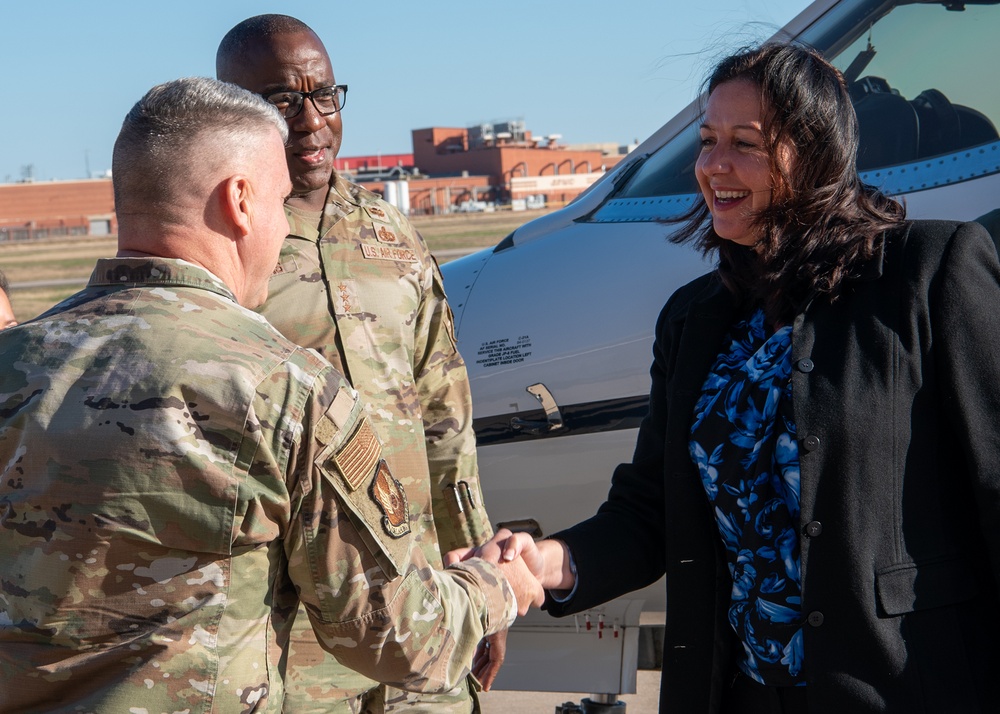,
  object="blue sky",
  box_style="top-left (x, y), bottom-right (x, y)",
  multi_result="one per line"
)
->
top-left (2, 0), bottom-right (807, 183)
